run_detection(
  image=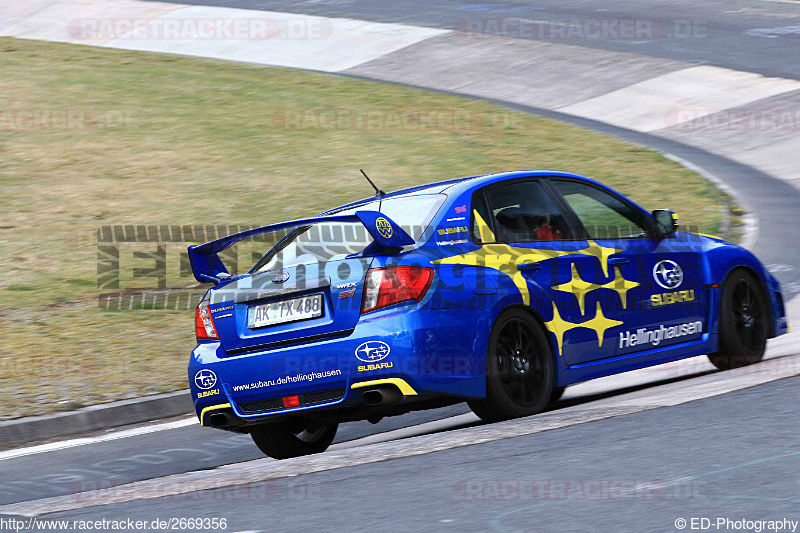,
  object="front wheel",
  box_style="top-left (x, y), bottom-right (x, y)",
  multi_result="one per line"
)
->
top-left (708, 268), bottom-right (769, 370)
top-left (469, 308), bottom-right (555, 422)
top-left (250, 419), bottom-right (338, 459)
top-left (549, 386), bottom-right (566, 404)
